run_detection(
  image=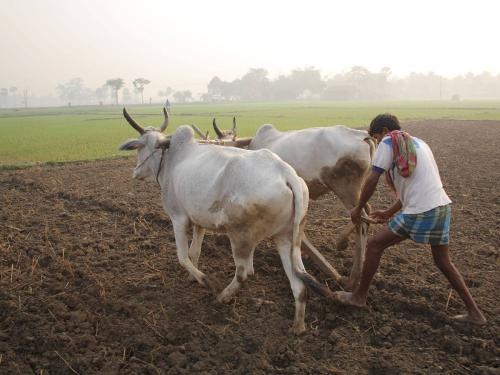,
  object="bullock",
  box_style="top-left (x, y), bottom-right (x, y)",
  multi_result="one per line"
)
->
top-left (211, 119), bottom-right (376, 290)
top-left (118, 108), bottom-right (332, 334)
